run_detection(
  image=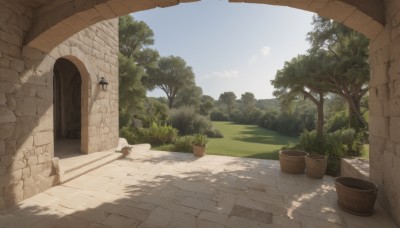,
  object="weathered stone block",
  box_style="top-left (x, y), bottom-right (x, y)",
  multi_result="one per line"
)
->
top-left (0, 69), bottom-right (18, 83)
top-left (369, 116), bottom-right (389, 138)
top-left (15, 97), bottom-right (37, 116)
top-left (390, 117), bottom-right (400, 143)
top-left (0, 140), bottom-right (4, 155)
top-left (34, 131), bottom-right (53, 146)
top-left (0, 106), bottom-right (15, 123)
